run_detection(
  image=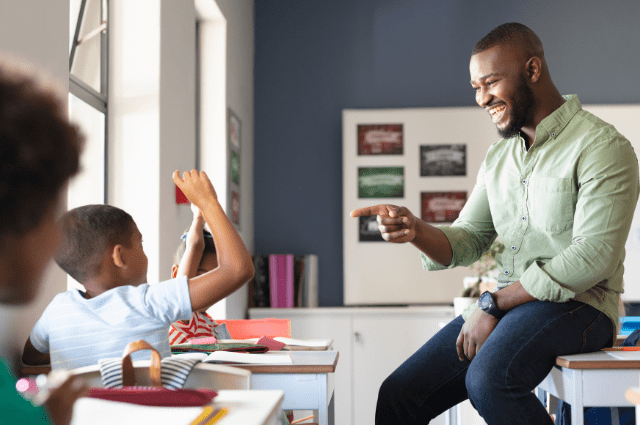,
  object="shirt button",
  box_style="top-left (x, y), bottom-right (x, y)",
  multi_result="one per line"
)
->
top-left (504, 270), bottom-right (509, 275)
top-left (521, 216), bottom-right (527, 221)
top-left (511, 246), bottom-right (516, 250)
top-left (522, 179), bottom-right (526, 184)
top-left (552, 132), bottom-right (556, 137)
